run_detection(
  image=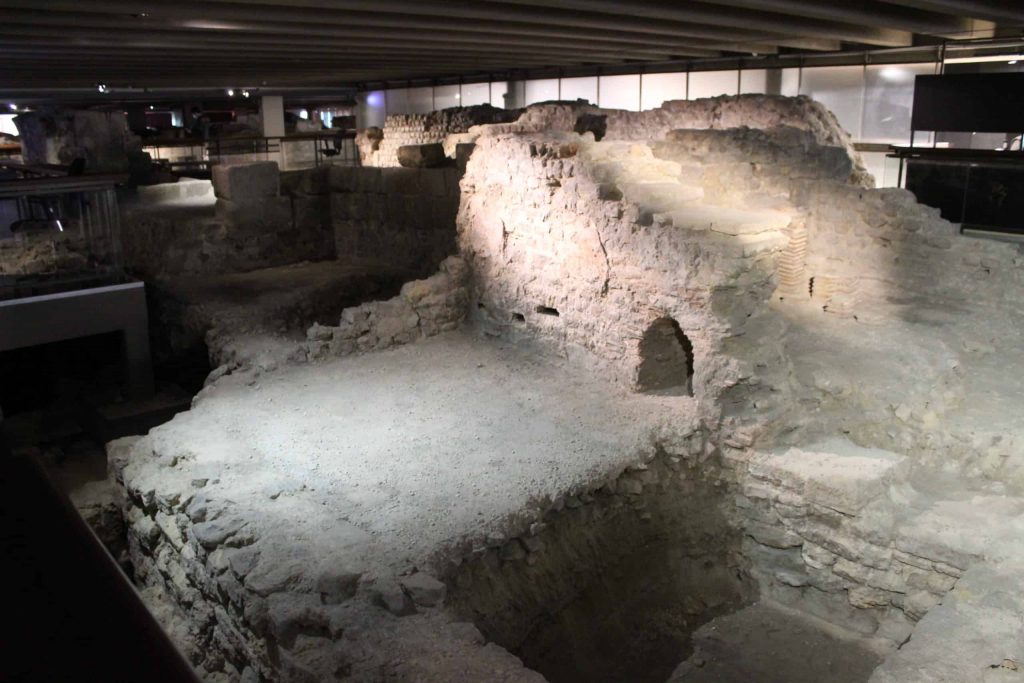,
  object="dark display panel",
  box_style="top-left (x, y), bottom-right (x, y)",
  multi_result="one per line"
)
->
top-left (911, 73), bottom-right (1024, 133)
top-left (906, 159), bottom-right (1024, 234)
